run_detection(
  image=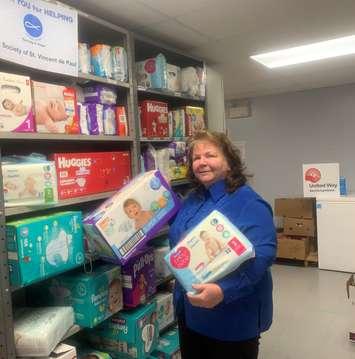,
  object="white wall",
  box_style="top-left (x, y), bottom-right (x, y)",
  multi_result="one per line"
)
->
top-left (226, 83), bottom-right (355, 207)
